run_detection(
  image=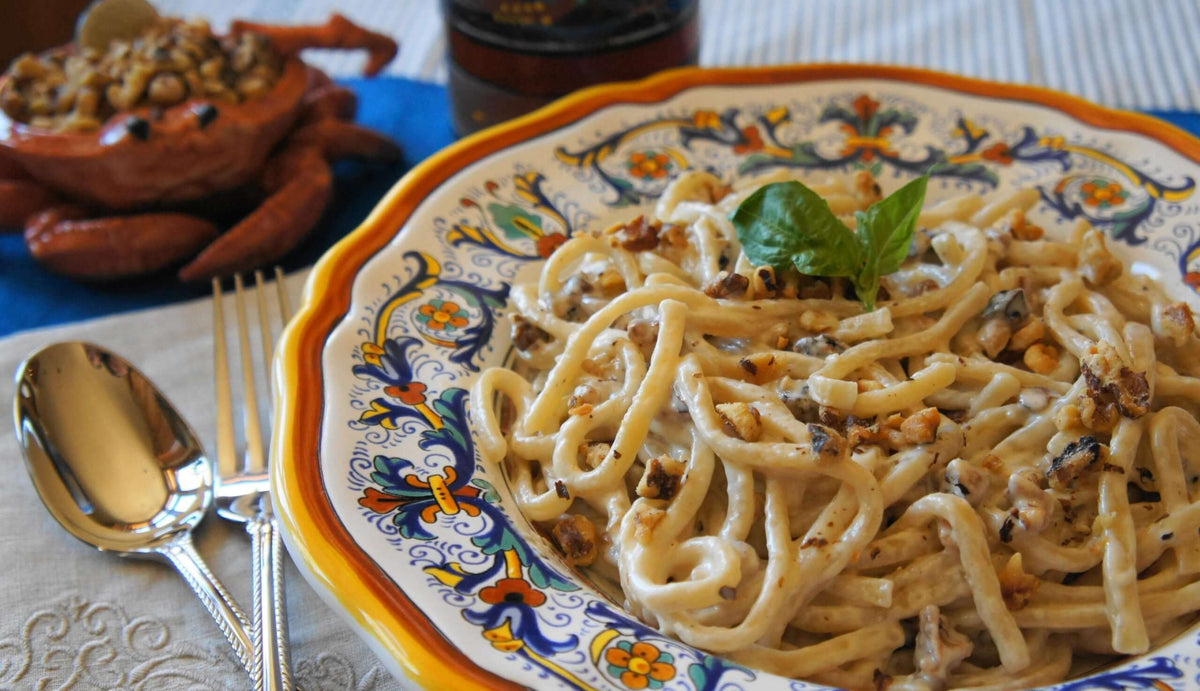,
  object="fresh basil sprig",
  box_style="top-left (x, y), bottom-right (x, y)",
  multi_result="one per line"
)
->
top-left (731, 175), bottom-right (929, 311)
